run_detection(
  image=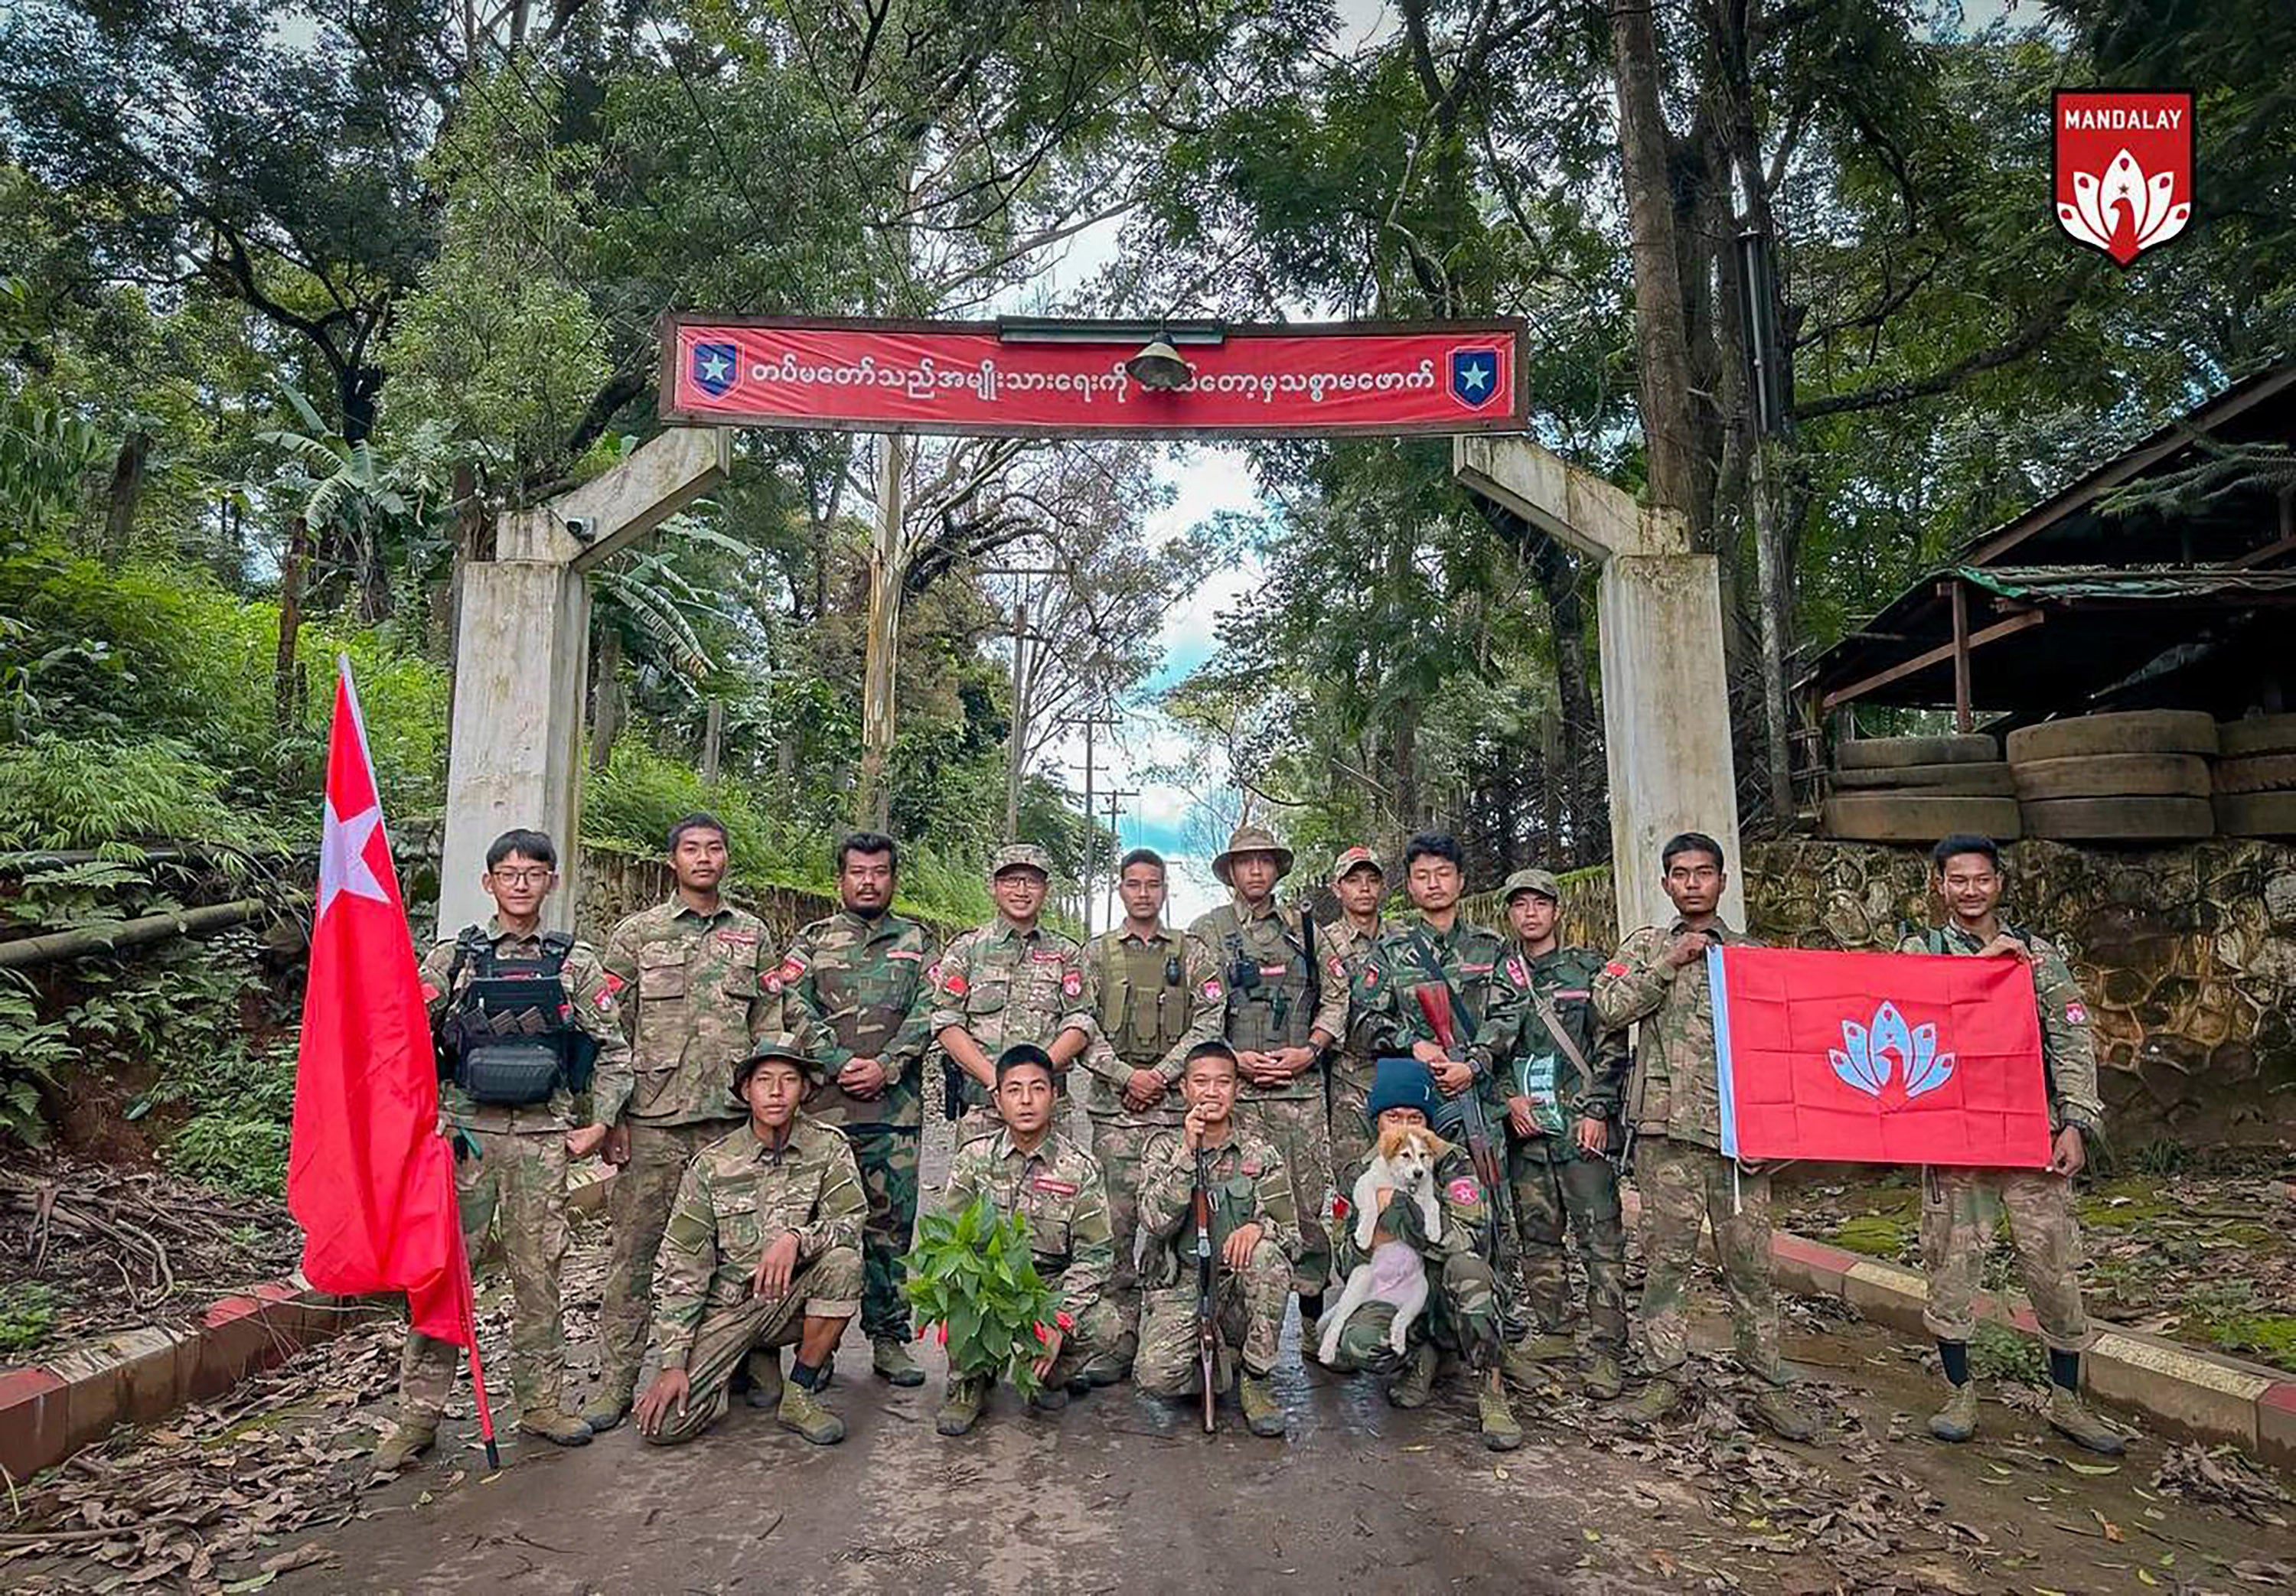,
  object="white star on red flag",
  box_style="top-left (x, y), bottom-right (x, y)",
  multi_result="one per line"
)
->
top-left (318, 796), bottom-right (388, 921)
